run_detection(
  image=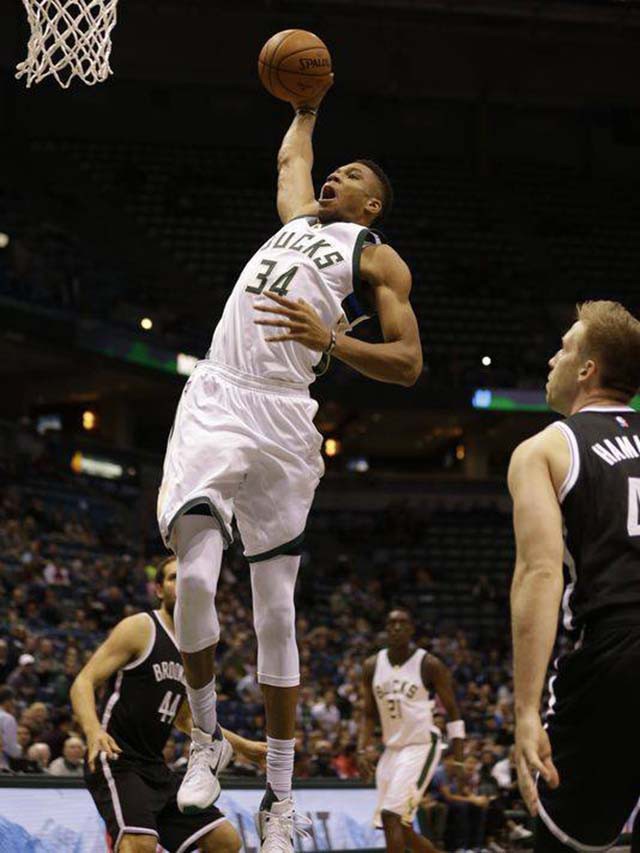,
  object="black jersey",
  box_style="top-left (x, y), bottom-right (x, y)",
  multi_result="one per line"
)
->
top-left (98, 610), bottom-right (186, 764)
top-left (554, 406), bottom-right (640, 632)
